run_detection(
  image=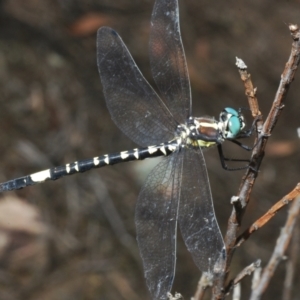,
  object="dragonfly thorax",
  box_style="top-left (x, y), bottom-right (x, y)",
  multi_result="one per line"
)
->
top-left (176, 107), bottom-right (245, 149)
top-left (191, 117), bottom-right (222, 148)
top-left (175, 117), bottom-right (222, 149)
